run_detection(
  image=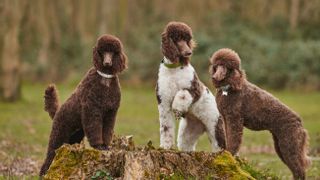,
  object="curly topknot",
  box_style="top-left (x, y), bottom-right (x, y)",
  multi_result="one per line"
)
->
top-left (210, 48), bottom-right (241, 70)
top-left (164, 21), bottom-right (193, 42)
top-left (96, 34), bottom-right (123, 53)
